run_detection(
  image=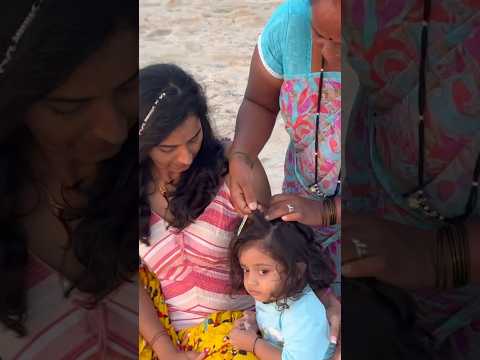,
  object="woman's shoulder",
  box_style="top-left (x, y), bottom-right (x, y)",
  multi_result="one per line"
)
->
top-left (268, 0), bottom-right (311, 22)
top-left (260, 0), bottom-right (312, 78)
